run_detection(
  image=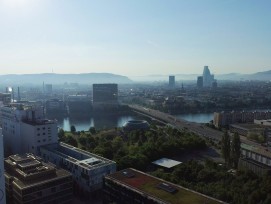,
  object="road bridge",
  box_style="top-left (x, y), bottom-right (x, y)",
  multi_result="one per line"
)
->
top-left (129, 104), bottom-right (224, 142)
